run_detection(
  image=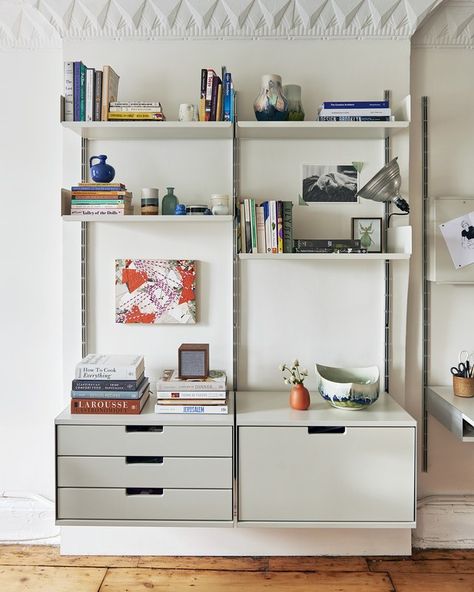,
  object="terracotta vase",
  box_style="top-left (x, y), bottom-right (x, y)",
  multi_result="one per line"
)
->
top-left (289, 383), bottom-right (310, 410)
